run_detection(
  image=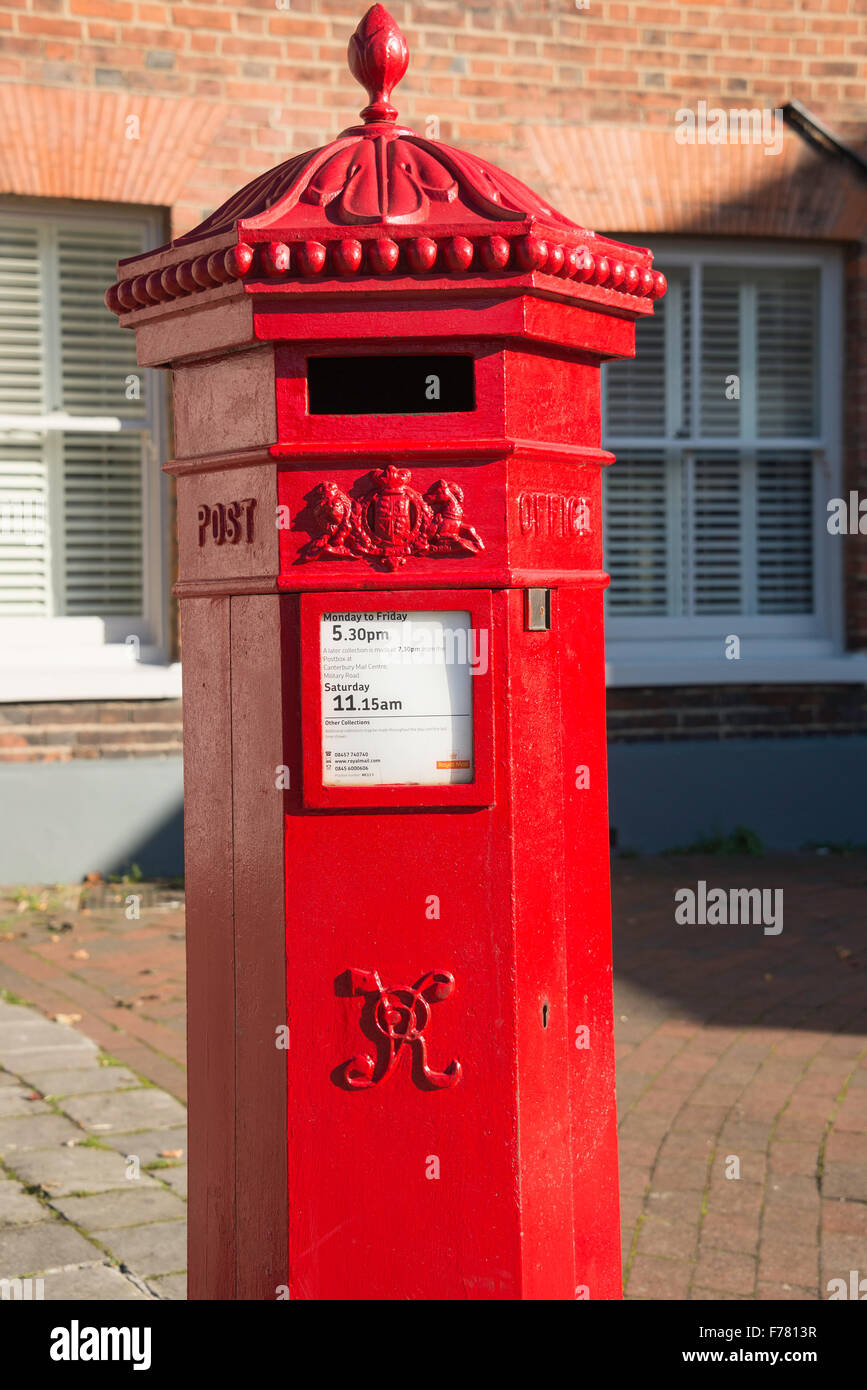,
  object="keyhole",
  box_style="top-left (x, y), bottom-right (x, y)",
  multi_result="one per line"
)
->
top-left (542, 1002), bottom-right (549, 1029)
